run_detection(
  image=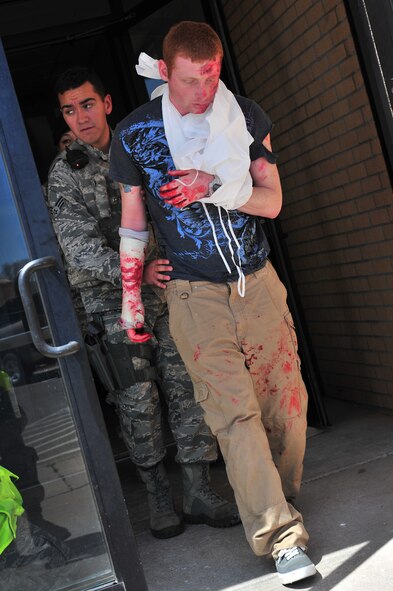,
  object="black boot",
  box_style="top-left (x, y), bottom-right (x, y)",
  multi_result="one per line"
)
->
top-left (138, 462), bottom-right (184, 539)
top-left (181, 462), bottom-right (240, 528)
